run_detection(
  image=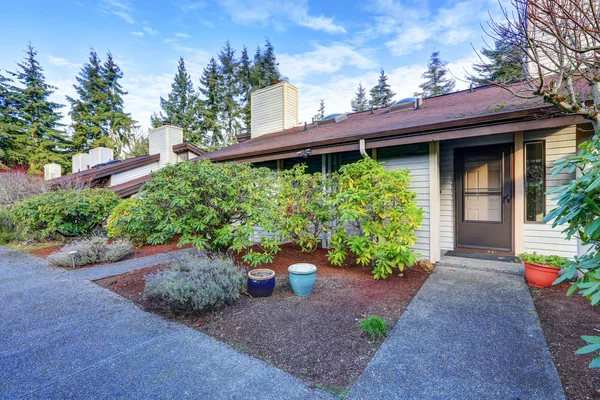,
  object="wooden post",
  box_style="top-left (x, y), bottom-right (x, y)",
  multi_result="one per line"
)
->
top-left (514, 131), bottom-right (525, 254)
top-left (429, 141), bottom-right (441, 262)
